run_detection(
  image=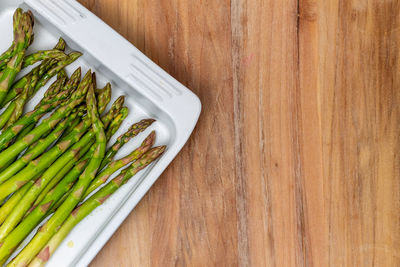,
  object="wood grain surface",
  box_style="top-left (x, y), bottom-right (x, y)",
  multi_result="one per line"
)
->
top-left (77, 0), bottom-right (400, 266)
